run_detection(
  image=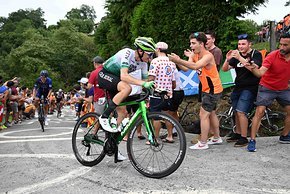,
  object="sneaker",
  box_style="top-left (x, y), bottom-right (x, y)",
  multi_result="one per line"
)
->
top-left (234, 137), bottom-right (248, 147)
top-left (207, 137), bottom-right (223, 145)
top-left (5, 122), bottom-right (12, 127)
top-left (279, 135), bottom-right (290, 144)
top-left (117, 151), bottom-right (127, 161)
top-left (110, 117), bottom-right (117, 128)
top-left (189, 141), bottom-right (209, 150)
top-left (226, 133), bottom-right (241, 142)
top-left (99, 116), bottom-right (118, 133)
top-left (117, 118), bottom-right (129, 131)
top-left (247, 139), bottom-right (256, 152)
